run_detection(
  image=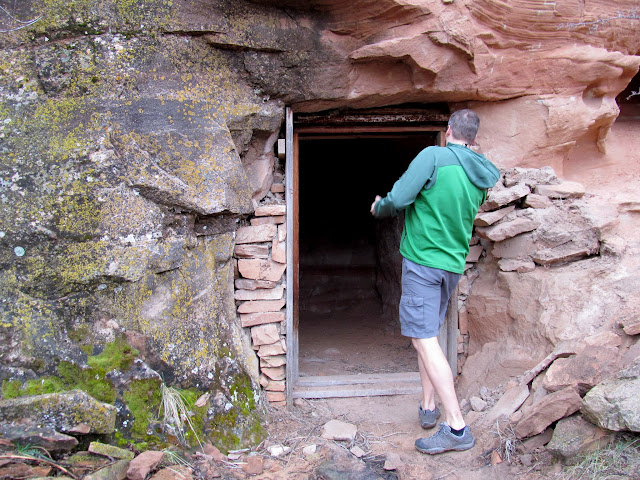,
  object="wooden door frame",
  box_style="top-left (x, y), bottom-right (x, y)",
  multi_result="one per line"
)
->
top-left (285, 107), bottom-right (455, 402)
